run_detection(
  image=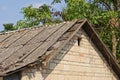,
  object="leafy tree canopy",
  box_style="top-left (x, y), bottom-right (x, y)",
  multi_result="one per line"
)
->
top-left (53, 0), bottom-right (120, 61)
top-left (3, 23), bottom-right (14, 31)
top-left (2, 0), bottom-right (120, 62)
